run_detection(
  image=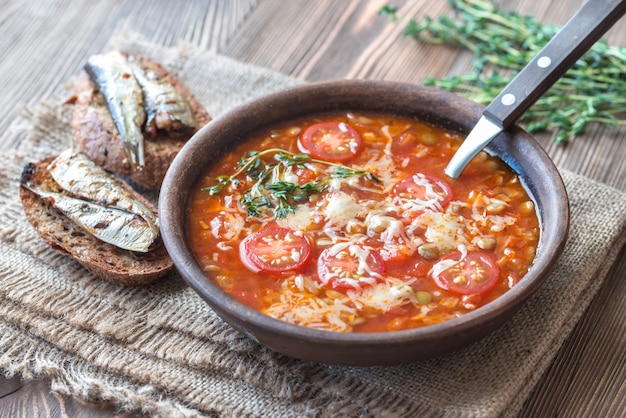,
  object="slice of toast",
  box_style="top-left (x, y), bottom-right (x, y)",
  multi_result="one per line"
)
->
top-left (71, 52), bottom-right (211, 190)
top-left (19, 155), bottom-right (173, 286)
